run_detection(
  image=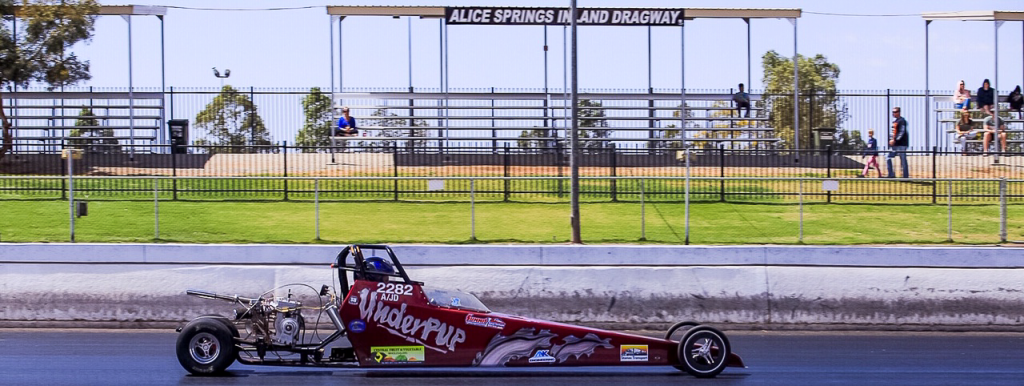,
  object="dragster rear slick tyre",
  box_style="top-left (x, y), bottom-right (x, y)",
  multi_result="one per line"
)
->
top-left (677, 325), bottom-right (730, 378)
top-left (176, 318), bottom-right (237, 375)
